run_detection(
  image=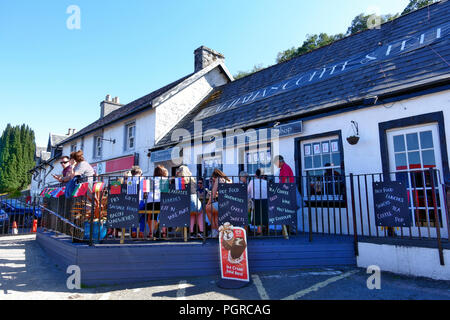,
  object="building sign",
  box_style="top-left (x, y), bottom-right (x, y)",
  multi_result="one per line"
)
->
top-left (219, 223), bottom-right (250, 283)
top-left (92, 155), bottom-right (134, 175)
top-left (216, 120), bottom-right (303, 148)
top-left (106, 155), bottom-right (135, 173)
top-left (195, 24), bottom-right (448, 121)
top-left (373, 181), bottom-right (411, 227)
top-left (150, 147), bottom-right (181, 163)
